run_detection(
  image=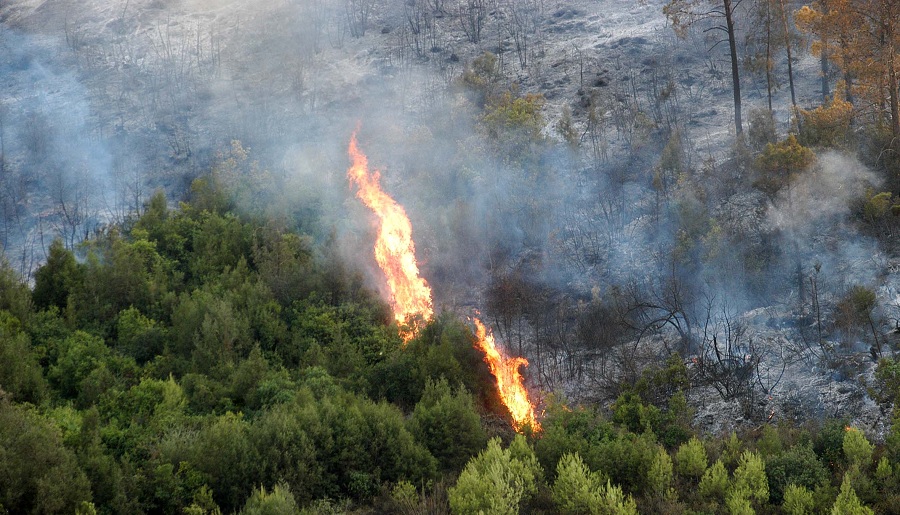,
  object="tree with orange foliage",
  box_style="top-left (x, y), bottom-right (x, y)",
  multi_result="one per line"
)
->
top-left (797, 0), bottom-right (900, 141)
